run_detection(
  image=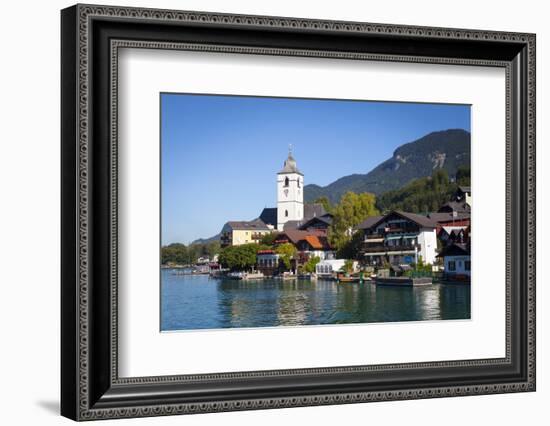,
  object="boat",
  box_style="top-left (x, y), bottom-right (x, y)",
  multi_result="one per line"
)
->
top-left (375, 276), bottom-right (432, 287)
top-left (337, 274), bottom-right (361, 283)
top-left (227, 271), bottom-right (264, 280)
top-left (227, 272), bottom-right (245, 280)
top-left (209, 268), bottom-right (229, 277)
top-left (171, 268), bottom-right (194, 276)
top-left (242, 272), bottom-right (264, 280)
top-left (276, 272), bottom-right (298, 280)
